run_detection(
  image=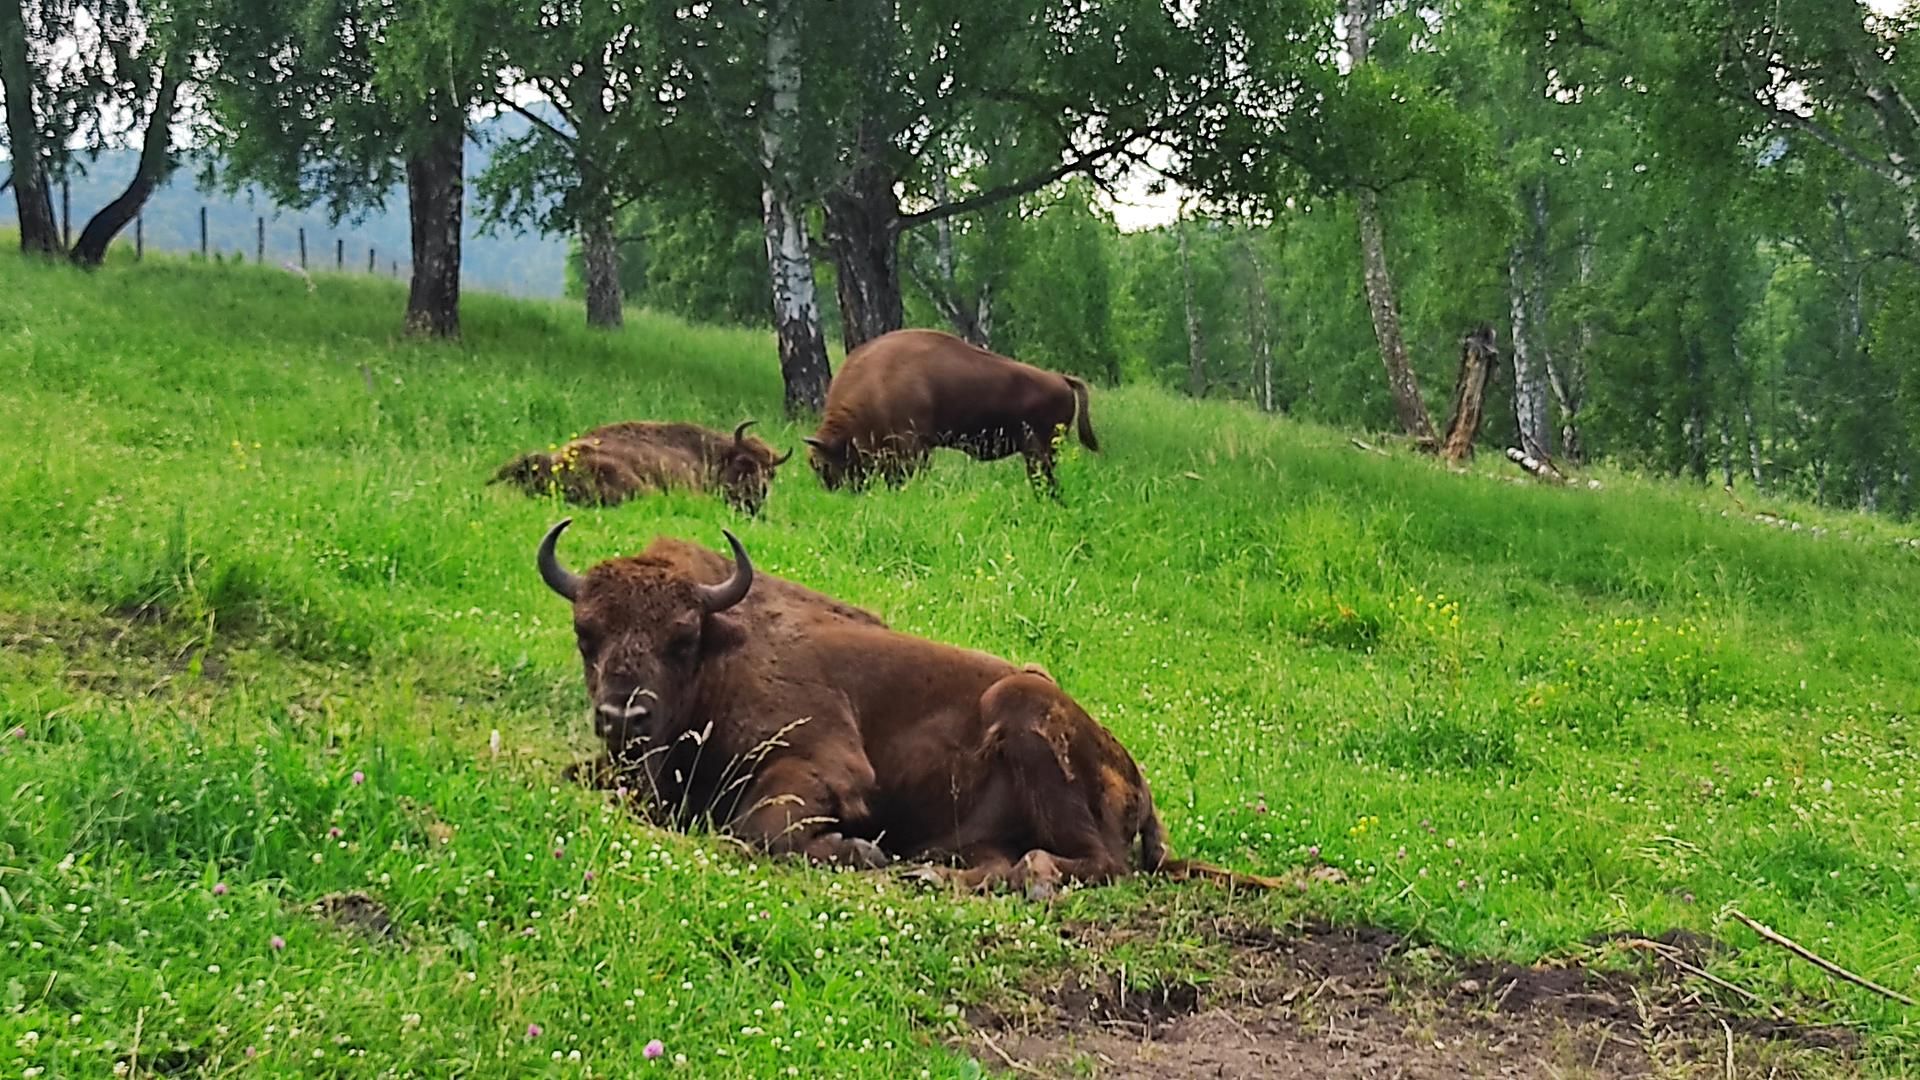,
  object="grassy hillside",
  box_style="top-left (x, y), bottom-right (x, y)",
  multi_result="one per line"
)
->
top-left (2, 248), bottom-right (1918, 1076)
